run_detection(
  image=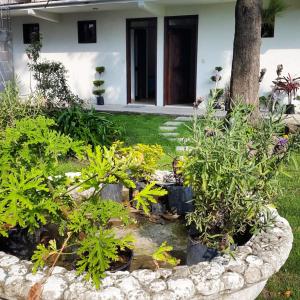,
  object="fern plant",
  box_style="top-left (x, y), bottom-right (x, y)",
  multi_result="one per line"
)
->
top-left (0, 117), bottom-right (83, 236)
top-left (31, 142), bottom-right (168, 288)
